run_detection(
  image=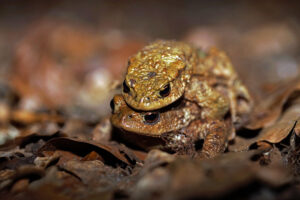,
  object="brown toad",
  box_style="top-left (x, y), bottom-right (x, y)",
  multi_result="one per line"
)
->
top-left (111, 94), bottom-right (233, 157)
top-left (122, 40), bottom-right (252, 126)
